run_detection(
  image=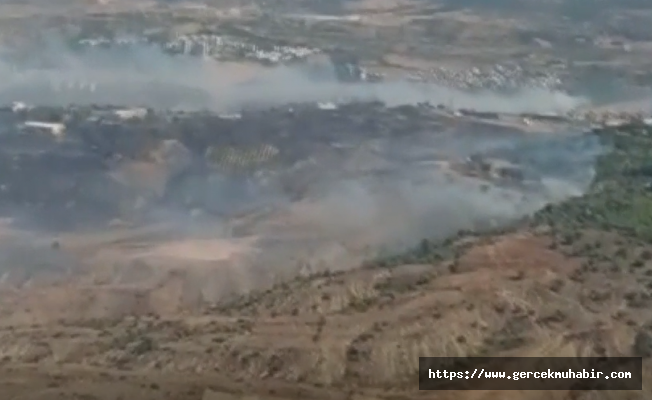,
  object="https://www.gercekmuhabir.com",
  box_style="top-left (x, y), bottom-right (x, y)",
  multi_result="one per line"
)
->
top-left (428, 368), bottom-right (633, 381)
top-left (418, 357), bottom-right (643, 390)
